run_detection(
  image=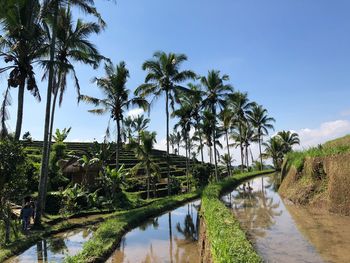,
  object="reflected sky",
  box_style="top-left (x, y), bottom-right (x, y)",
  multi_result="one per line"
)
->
top-left (5, 228), bottom-right (93, 263)
top-left (107, 200), bottom-right (201, 263)
top-left (222, 176), bottom-right (324, 263)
